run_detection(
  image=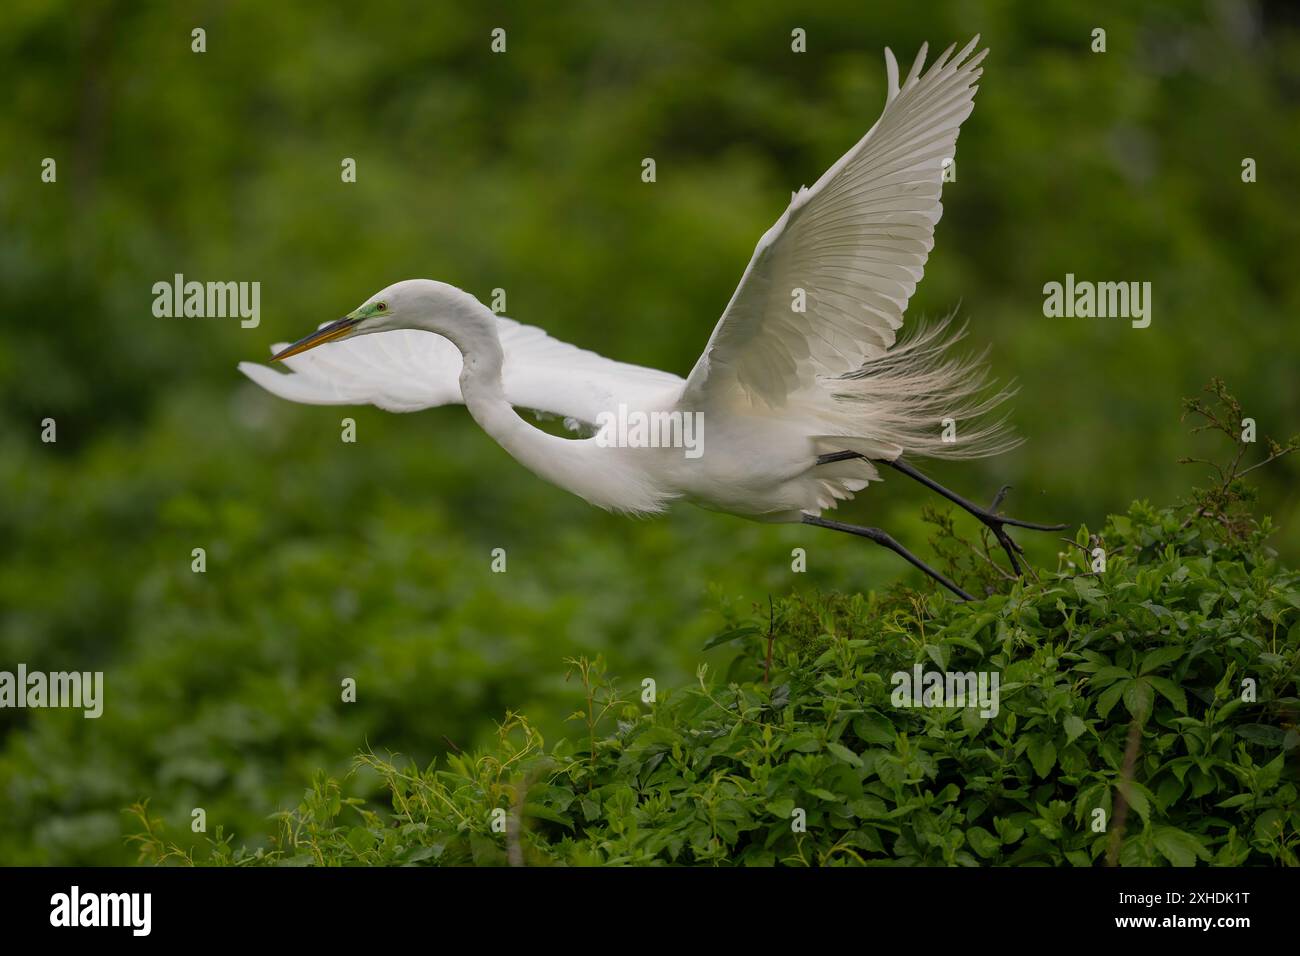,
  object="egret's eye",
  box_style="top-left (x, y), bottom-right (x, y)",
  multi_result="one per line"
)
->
top-left (375, 302), bottom-right (387, 312)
